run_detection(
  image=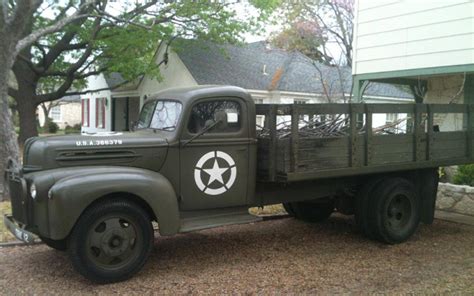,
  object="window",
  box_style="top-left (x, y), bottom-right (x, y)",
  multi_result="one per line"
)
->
top-left (137, 100), bottom-right (182, 131)
top-left (188, 100), bottom-right (241, 134)
top-left (254, 98), bottom-right (264, 104)
top-left (294, 99), bottom-right (307, 104)
top-left (82, 99), bottom-right (90, 127)
top-left (386, 113), bottom-right (398, 124)
top-left (96, 98), bottom-right (106, 128)
top-left (51, 105), bottom-right (61, 122)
